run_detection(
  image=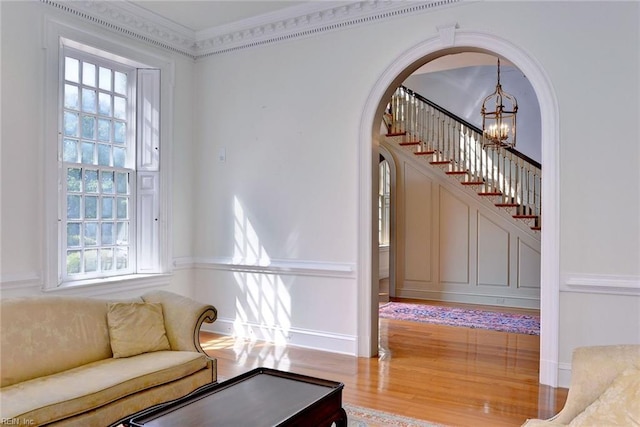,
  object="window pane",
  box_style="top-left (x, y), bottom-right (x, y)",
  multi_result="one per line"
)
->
top-left (114, 71), bottom-right (127, 95)
top-left (82, 62), bottom-right (96, 87)
top-left (113, 121), bottom-right (126, 144)
top-left (82, 88), bottom-right (97, 113)
top-left (67, 195), bottom-right (81, 219)
top-left (64, 84), bottom-right (79, 110)
top-left (102, 197), bottom-right (113, 219)
top-left (101, 171), bottom-right (114, 194)
top-left (84, 249), bottom-right (98, 272)
top-left (66, 250), bottom-right (81, 274)
top-left (99, 67), bottom-right (112, 91)
top-left (101, 248), bottom-right (114, 271)
top-left (97, 119), bottom-right (110, 142)
top-left (82, 116), bottom-right (95, 139)
top-left (116, 247), bottom-right (128, 270)
top-left (98, 92), bottom-right (111, 116)
top-left (116, 173), bottom-right (128, 194)
top-left (84, 222), bottom-right (98, 246)
top-left (84, 169), bottom-right (99, 193)
top-left (67, 223), bottom-right (81, 247)
top-left (101, 224), bottom-right (114, 245)
top-left (117, 222), bottom-right (128, 244)
top-left (65, 57), bottom-right (79, 83)
top-left (98, 144), bottom-right (111, 166)
top-left (113, 96), bottom-right (126, 119)
top-left (64, 112), bottom-right (79, 137)
top-left (117, 197), bottom-right (128, 219)
top-left (81, 141), bottom-right (95, 164)
top-left (67, 168), bottom-right (82, 192)
top-left (85, 196), bottom-right (98, 219)
top-left (63, 138), bottom-right (79, 162)
top-left (113, 147), bottom-right (126, 168)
